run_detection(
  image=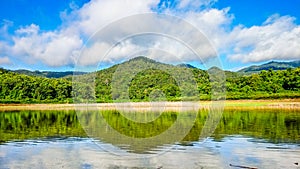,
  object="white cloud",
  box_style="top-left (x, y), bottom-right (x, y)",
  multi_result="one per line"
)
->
top-left (182, 7), bottom-right (233, 52)
top-left (74, 0), bottom-right (160, 35)
top-left (77, 11), bottom-right (220, 66)
top-left (0, 56), bottom-right (11, 65)
top-left (1, 0), bottom-right (300, 68)
top-left (80, 39), bottom-right (150, 66)
top-left (10, 24), bottom-right (82, 66)
top-left (227, 15), bottom-right (300, 62)
top-left (15, 24), bottom-right (40, 35)
top-left (0, 19), bottom-right (13, 40)
top-left (1, 0), bottom-right (161, 67)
